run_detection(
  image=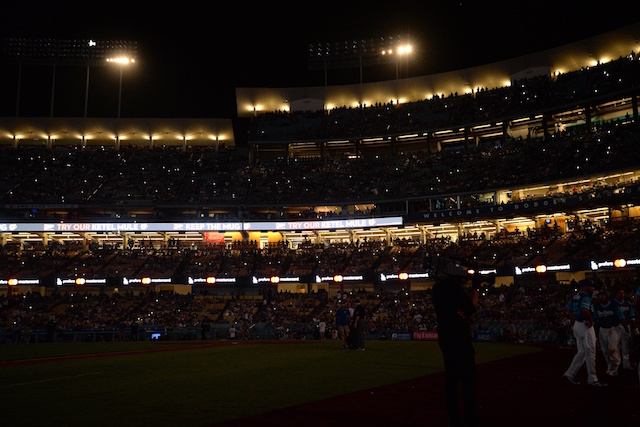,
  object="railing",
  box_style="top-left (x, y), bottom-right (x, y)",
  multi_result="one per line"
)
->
top-left (0, 322), bottom-right (560, 345)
